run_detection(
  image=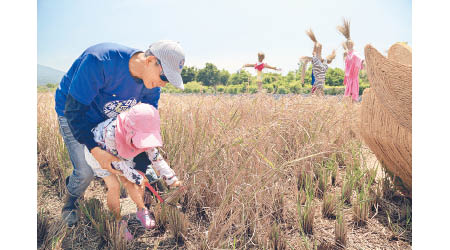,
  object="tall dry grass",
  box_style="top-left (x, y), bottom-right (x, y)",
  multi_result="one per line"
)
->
top-left (37, 92), bottom-right (378, 248)
top-left (37, 92), bottom-right (71, 197)
top-left (156, 93), bottom-right (360, 247)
